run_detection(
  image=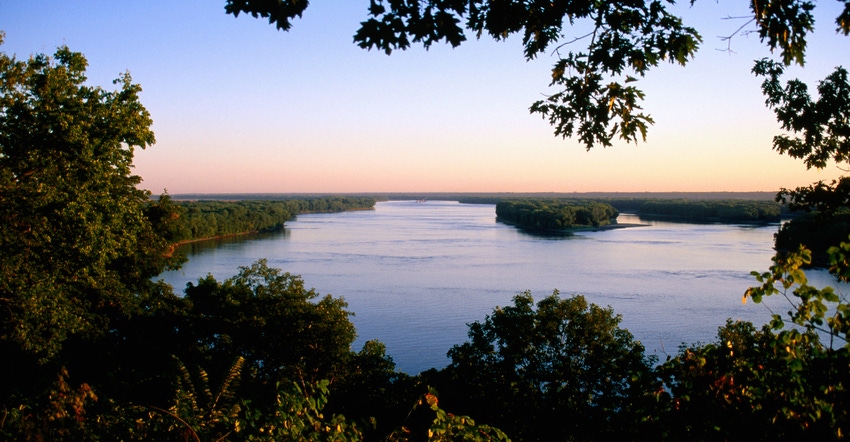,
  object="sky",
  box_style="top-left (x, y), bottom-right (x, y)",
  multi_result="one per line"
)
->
top-left (1, 0), bottom-right (848, 194)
